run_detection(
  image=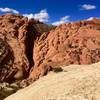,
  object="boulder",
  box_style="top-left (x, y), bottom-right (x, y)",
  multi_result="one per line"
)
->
top-left (0, 82), bottom-right (19, 100)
